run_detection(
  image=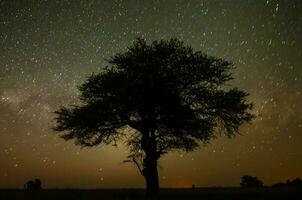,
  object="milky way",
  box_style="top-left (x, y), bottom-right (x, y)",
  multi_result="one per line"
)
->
top-left (0, 0), bottom-right (302, 188)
